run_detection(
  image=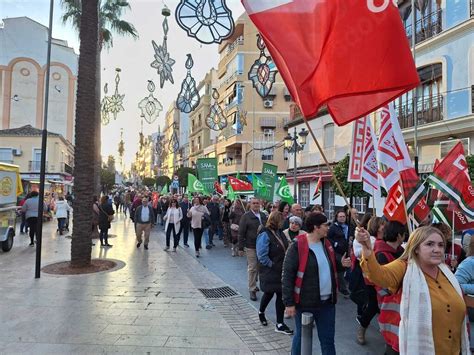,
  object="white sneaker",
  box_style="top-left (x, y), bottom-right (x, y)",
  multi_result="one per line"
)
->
top-left (163, 246), bottom-right (170, 251)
